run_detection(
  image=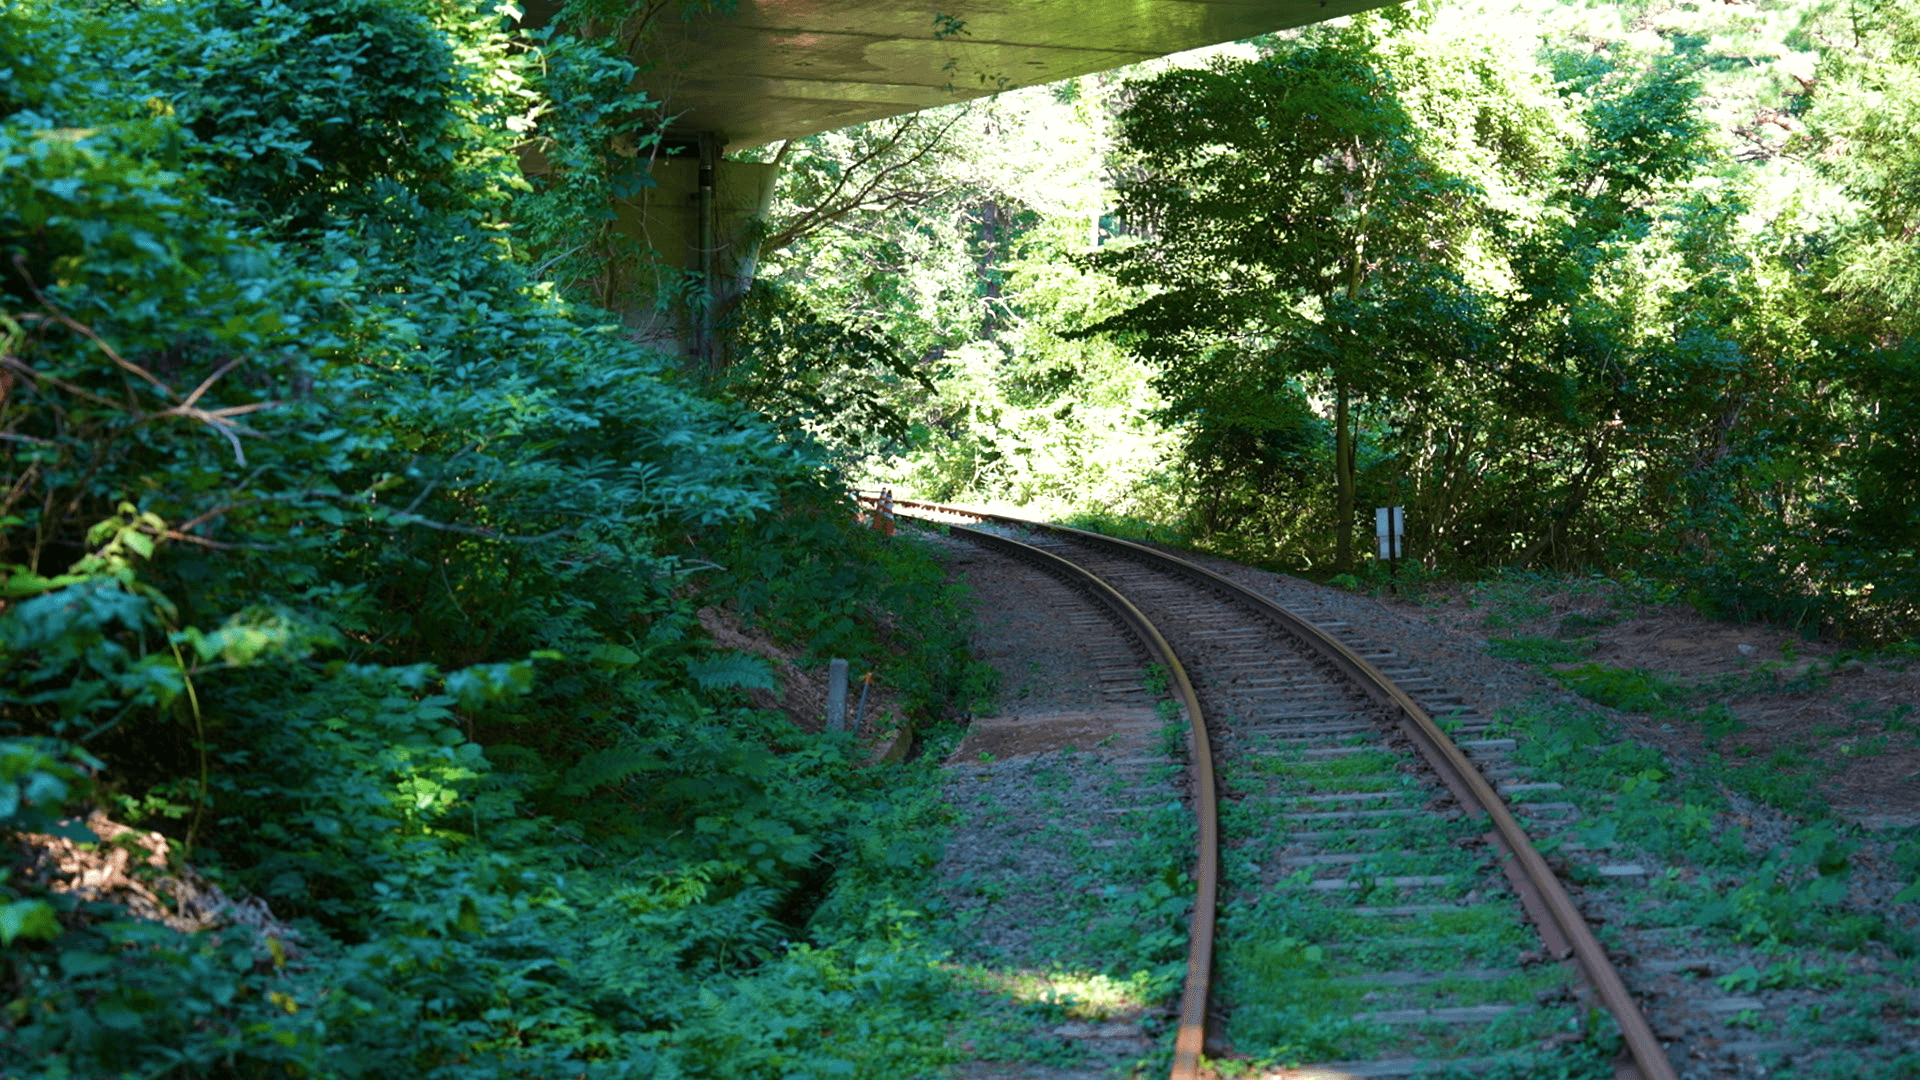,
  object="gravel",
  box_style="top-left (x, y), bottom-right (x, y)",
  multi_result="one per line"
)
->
top-left (921, 524), bottom-right (1920, 1079)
